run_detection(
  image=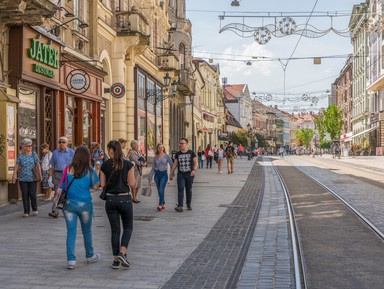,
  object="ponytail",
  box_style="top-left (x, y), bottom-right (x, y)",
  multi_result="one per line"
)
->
top-left (107, 140), bottom-right (124, 170)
